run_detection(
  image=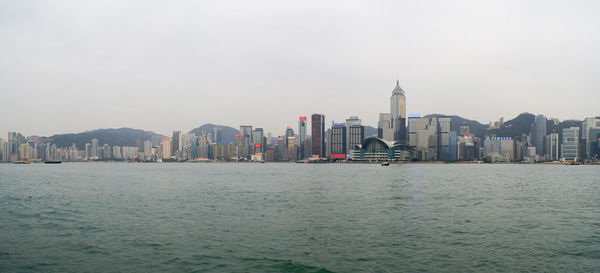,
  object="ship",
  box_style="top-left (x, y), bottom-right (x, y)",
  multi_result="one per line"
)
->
top-left (14, 161), bottom-right (32, 164)
top-left (44, 160), bottom-right (62, 164)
